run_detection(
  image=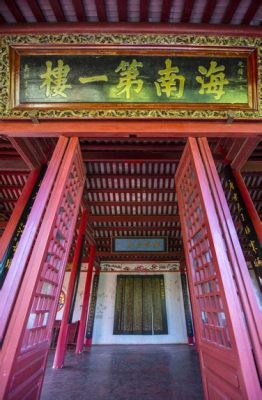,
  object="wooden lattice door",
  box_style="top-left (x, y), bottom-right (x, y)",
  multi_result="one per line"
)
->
top-left (175, 138), bottom-right (261, 400)
top-left (0, 137), bottom-right (85, 400)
